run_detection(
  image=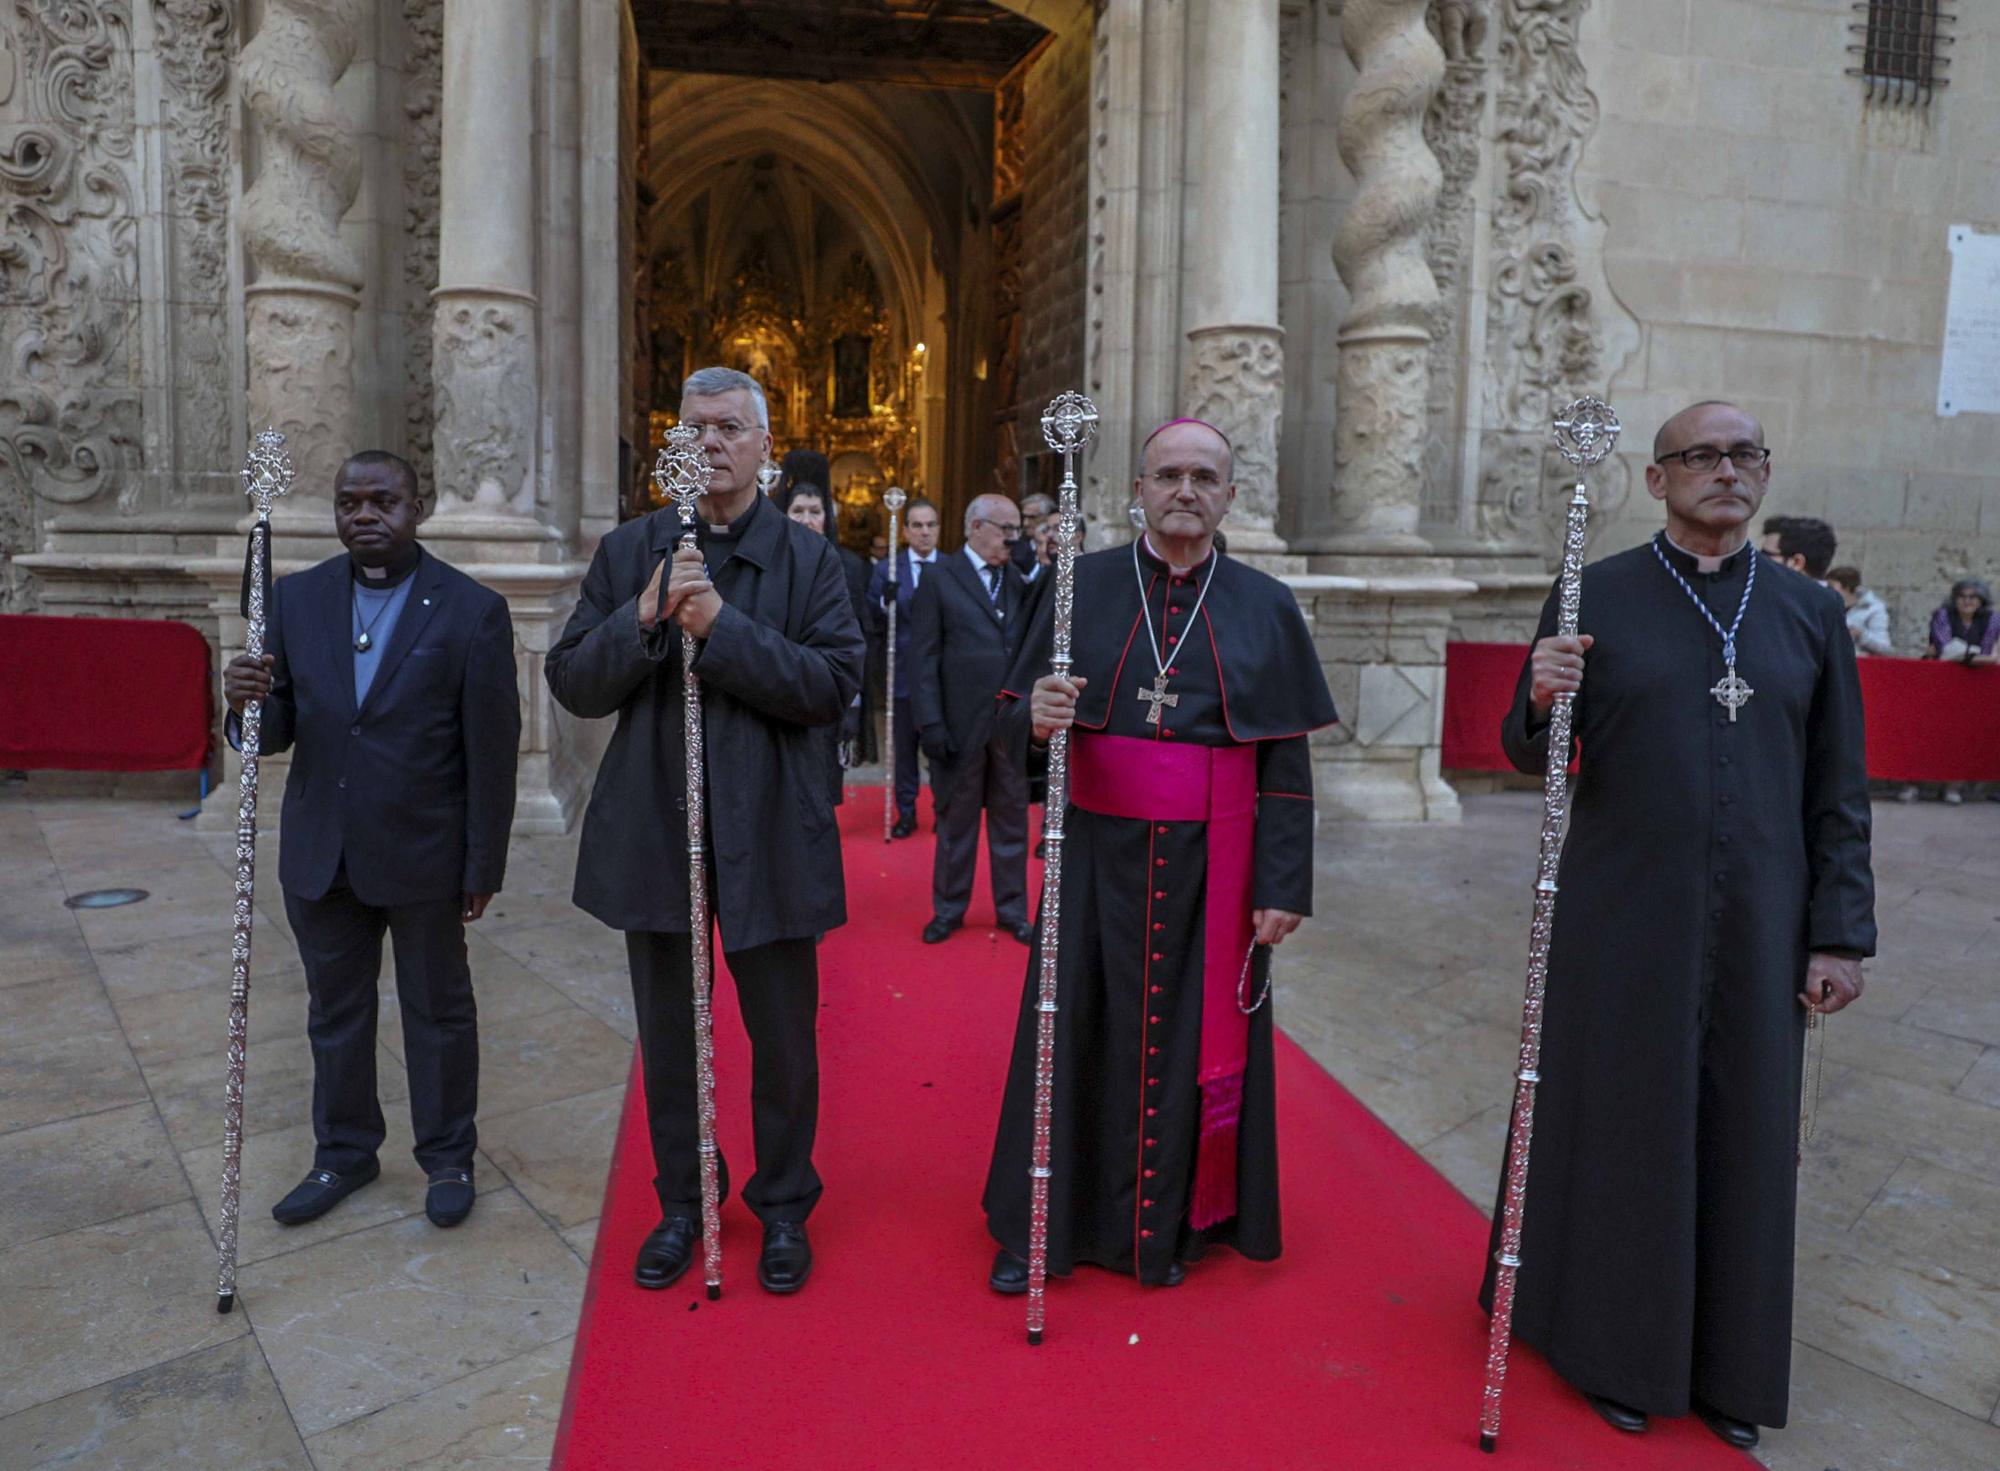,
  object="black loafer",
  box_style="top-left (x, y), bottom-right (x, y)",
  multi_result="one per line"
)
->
top-left (1692, 1400), bottom-right (1758, 1448)
top-left (1007, 920), bottom-right (1035, 946)
top-left (758, 1220), bottom-right (812, 1294)
top-left (921, 917), bottom-right (960, 944)
top-left (891, 815), bottom-right (917, 839)
top-left (989, 1248), bottom-right (1029, 1295)
top-left (425, 1167), bottom-right (474, 1228)
top-left (271, 1161), bottom-right (379, 1225)
top-left (634, 1215), bottom-right (698, 1290)
top-left (1161, 1259), bottom-right (1186, 1287)
top-left (1583, 1392), bottom-right (1648, 1434)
